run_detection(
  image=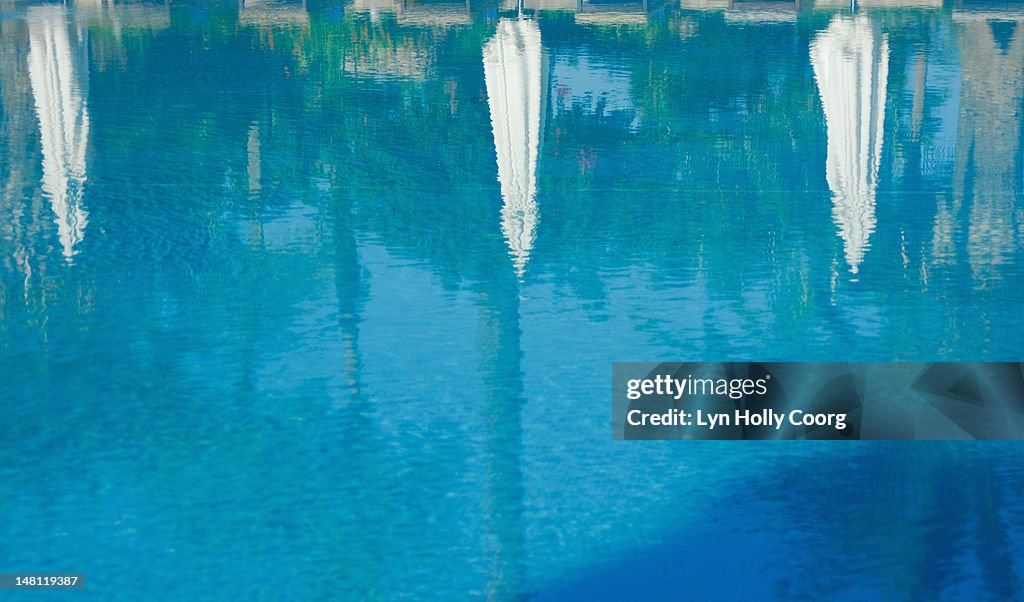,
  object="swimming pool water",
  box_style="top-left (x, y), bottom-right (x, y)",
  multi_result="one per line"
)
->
top-left (1, 0), bottom-right (1024, 598)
